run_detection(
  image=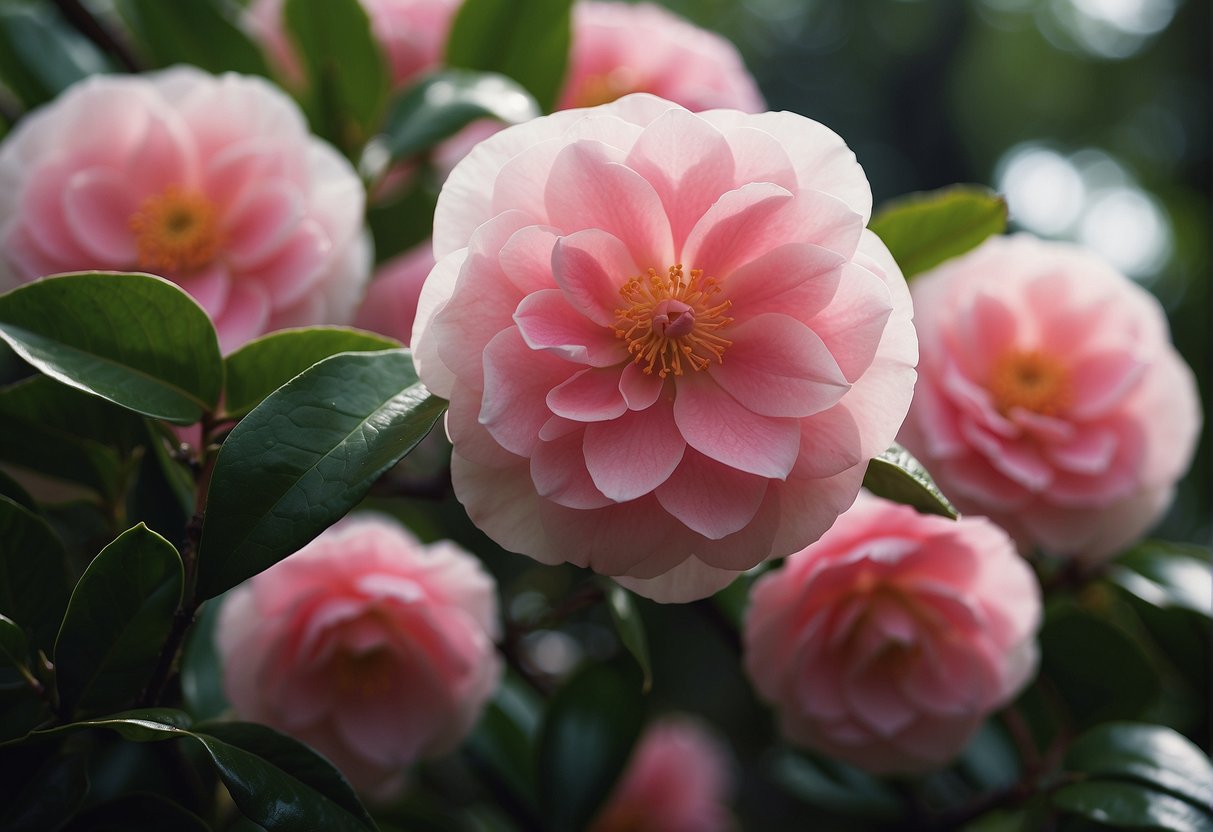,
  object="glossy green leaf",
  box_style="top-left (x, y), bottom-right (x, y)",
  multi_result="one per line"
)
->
top-left (770, 749), bottom-right (905, 820)
top-left (0, 273), bottom-right (223, 424)
top-left (367, 177), bottom-right (440, 264)
top-left (374, 69), bottom-right (540, 162)
top-left (1065, 722), bottom-right (1213, 810)
top-left (25, 708), bottom-right (194, 745)
top-left (537, 660), bottom-right (645, 832)
top-left (0, 468), bottom-right (34, 512)
top-left (1109, 542), bottom-right (1211, 619)
top-left (1039, 604), bottom-right (1158, 729)
top-left (284, 0), bottom-right (389, 152)
top-left (62, 793), bottom-right (210, 832)
top-left (180, 596), bottom-right (230, 721)
top-left (466, 673), bottom-right (542, 816)
top-left (194, 721), bottom-right (376, 832)
top-left (862, 443), bottom-right (959, 518)
top-left (223, 327), bottom-right (400, 420)
top-left (119, 0), bottom-right (270, 76)
top-left (196, 349), bottom-right (446, 599)
top-left (0, 496), bottom-right (70, 651)
top-left (1052, 781), bottom-right (1213, 832)
top-left (445, 0), bottom-right (574, 112)
top-left (54, 524), bottom-right (183, 716)
top-left (602, 582), bottom-right (652, 693)
top-left (870, 186), bottom-right (1007, 278)
top-left (0, 3), bottom-right (110, 108)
